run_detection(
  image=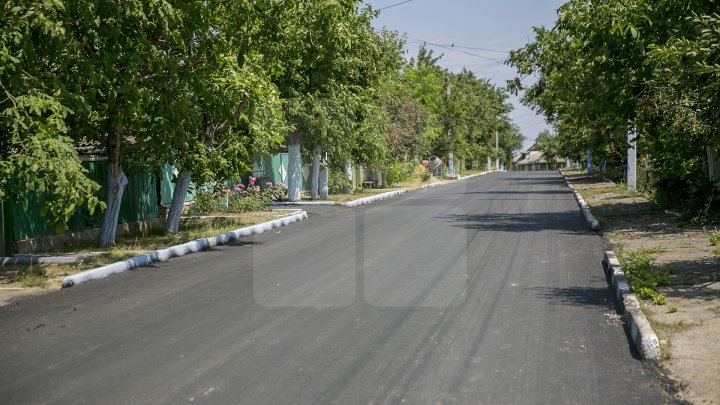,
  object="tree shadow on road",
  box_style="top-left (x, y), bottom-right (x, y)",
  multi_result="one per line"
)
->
top-left (526, 285), bottom-right (616, 309)
top-left (437, 212), bottom-right (592, 235)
